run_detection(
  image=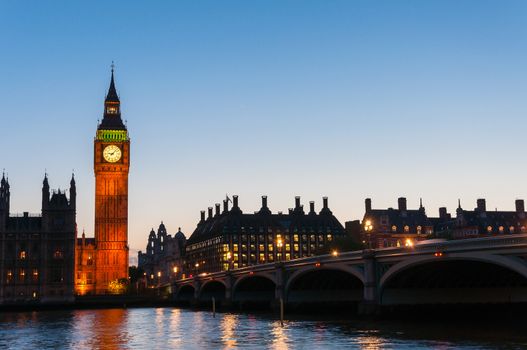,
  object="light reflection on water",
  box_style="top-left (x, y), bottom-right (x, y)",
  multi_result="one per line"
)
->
top-left (0, 308), bottom-right (526, 349)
